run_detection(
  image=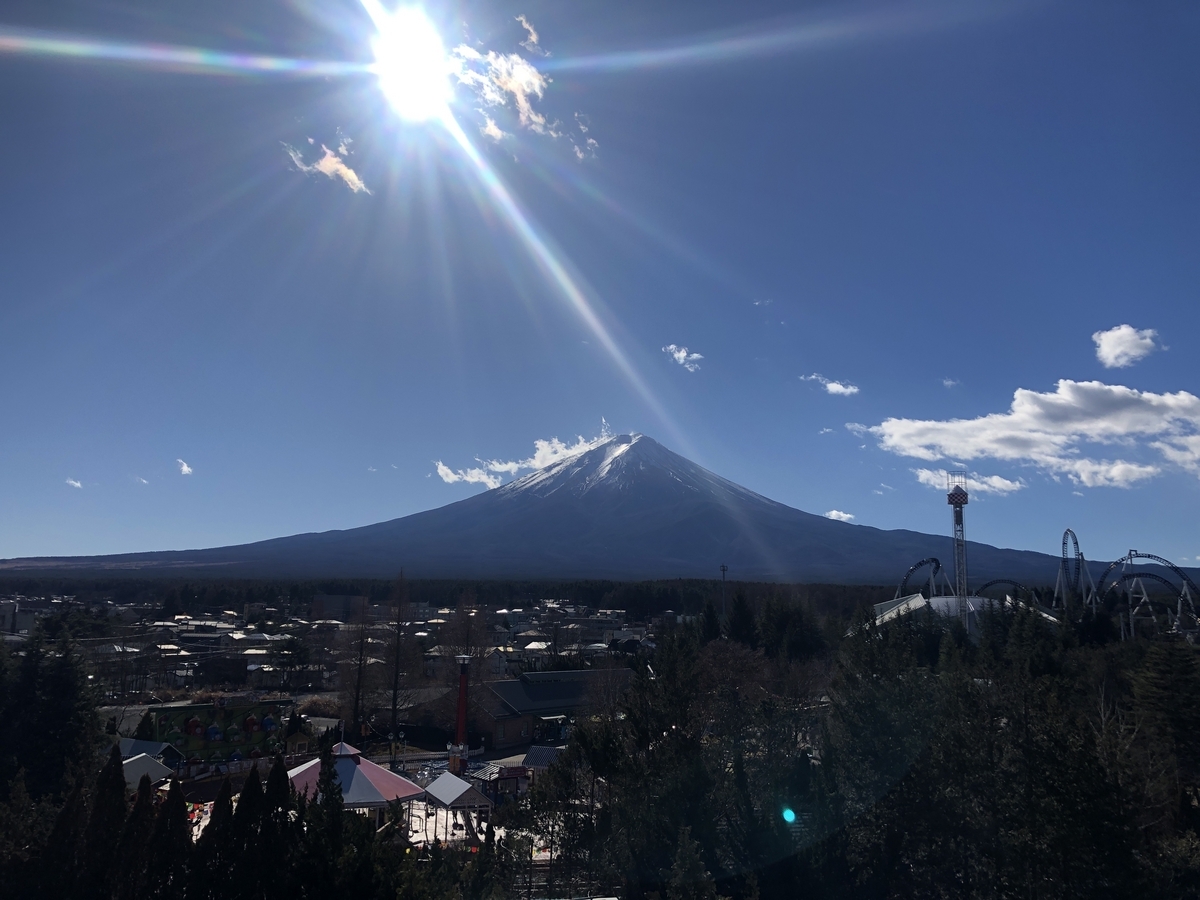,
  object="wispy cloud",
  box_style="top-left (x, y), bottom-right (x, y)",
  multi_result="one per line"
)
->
top-left (435, 462), bottom-right (502, 489)
top-left (1093, 324), bottom-right (1160, 368)
top-left (943, 378), bottom-right (959, 388)
top-left (481, 116), bottom-right (508, 141)
top-left (367, 466), bottom-right (377, 473)
top-left (866, 379), bottom-right (1200, 488)
top-left (819, 427), bottom-right (833, 434)
top-left (66, 478), bottom-right (82, 489)
top-left (824, 509), bottom-right (854, 522)
top-left (663, 344), bottom-right (703, 372)
top-left (912, 467), bottom-right (1024, 495)
top-left (285, 142), bottom-right (370, 193)
top-left (437, 420), bottom-right (613, 490)
top-left (452, 45), bottom-right (555, 135)
top-left (516, 14), bottom-right (548, 56)
top-left (802, 373), bottom-right (859, 396)
top-left (136, 476), bottom-right (149, 485)
top-left (449, 25), bottom-right (598, 162)
top-left (177, 459), bottom-right (193, 475)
